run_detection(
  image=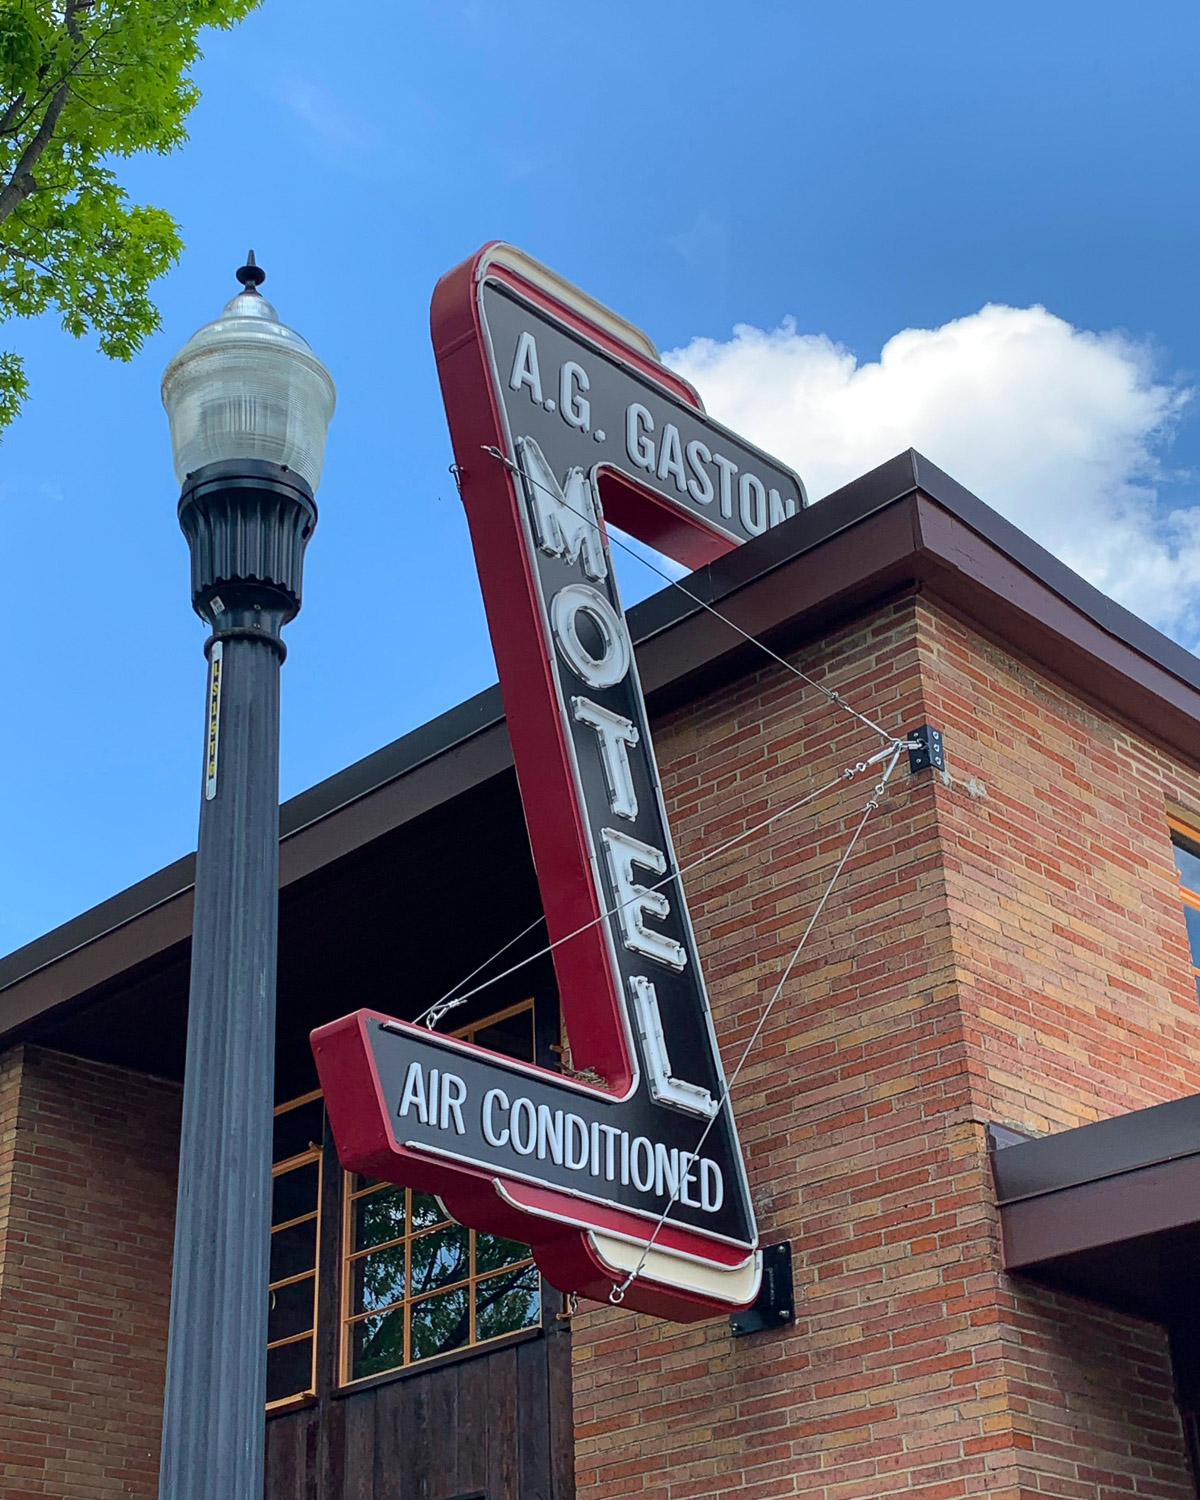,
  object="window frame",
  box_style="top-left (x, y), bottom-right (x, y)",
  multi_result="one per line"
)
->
top-left (1168, 815), bottom-right (1200, 996)
top-left (334, 995), bottom-right (544, 1392)
top-left (266, 1088), bottom-right (324, 1413)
